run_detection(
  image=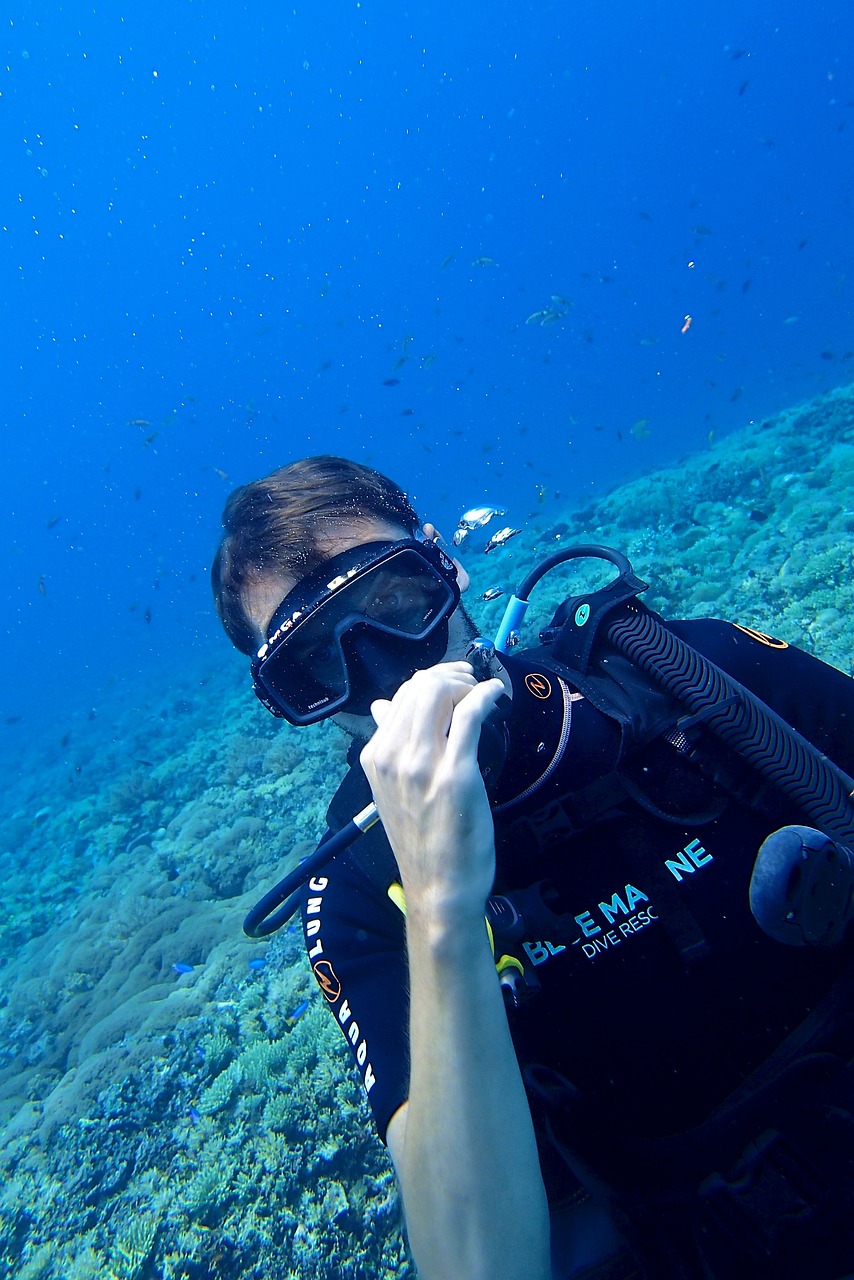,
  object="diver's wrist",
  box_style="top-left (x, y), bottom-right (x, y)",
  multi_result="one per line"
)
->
top-left (405, 888), bottom-right (492, 959)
